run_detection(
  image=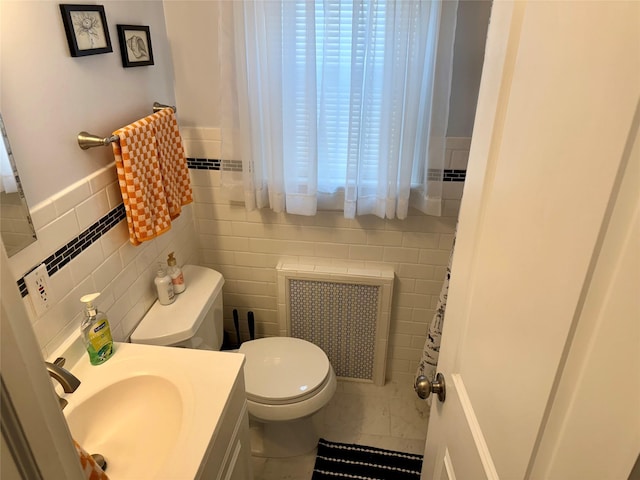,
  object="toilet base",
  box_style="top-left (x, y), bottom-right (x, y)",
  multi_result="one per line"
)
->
top-left (249, 416), bottom-right (319, 458)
